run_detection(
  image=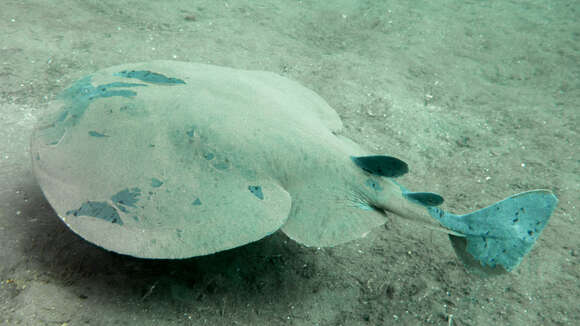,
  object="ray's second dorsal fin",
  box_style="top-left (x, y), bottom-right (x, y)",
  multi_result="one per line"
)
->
top-left (351, 155), bottom-right (408, 178)
top-left (403, 191), bottom-right (444, 206)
